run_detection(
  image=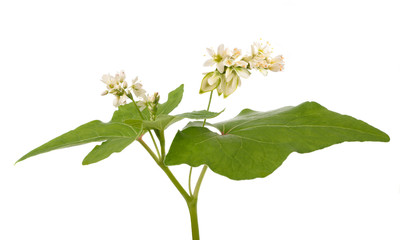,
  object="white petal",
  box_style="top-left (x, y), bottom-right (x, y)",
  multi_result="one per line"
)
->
top-left (259, 68), bottom-right (269, 76)
top-left (216, 75), bottom-right (225, 96)
top-left (101, 74), bottom-right (111, 84)
top-left (206, 48), bottom-right (215, 57)
top-left (223, 48), bottom-right (230, 58)
top-left (113, 97), bottom-right (120, 107)
top-left (251, 44), bottom-right (256, 56)
top-left (134, 89), bottom-right (146, 98)
top-left (271, 55), bottom-right (284, 64)
top-left (235, 67), bottom-right (251, 79)
top-left (223, 76), bottom-right (239, 98)
top-left (216, 62), bottom-right (225, 73)
top-left (203, 59), bottom-right (215, 67)
top-left (217, 44), bottom-right (224, 56)
top-left (269, 63), bottom-right (284, 72)
top-left (225, 68), bottom-right (235, 82)
top-left (208, 73), bottom-right (219, 85)
top-left (132, 76), bottom-right (139, 84)
top-left (234, 60), bottom-right (248, 68)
